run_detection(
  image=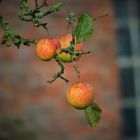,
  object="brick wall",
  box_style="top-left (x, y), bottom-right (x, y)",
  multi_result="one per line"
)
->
top-left (0, 0), bottom-right (121, 140)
